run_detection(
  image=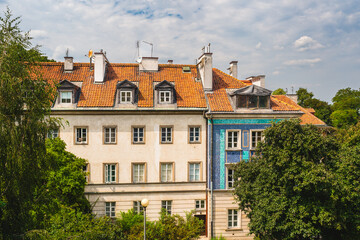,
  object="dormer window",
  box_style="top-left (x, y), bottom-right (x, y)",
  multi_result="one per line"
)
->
top-left (231, 85), bottom-right (272, 109)
top-left (57, 80), bottom-right (80, 105)
top-left (155, 80), bottom-right (176, 105)
top-left (60, 91), bottom-right (72, 103)
top-left (120, 90), bottom-right (132, 103)
top-left (159, 90), bottom-right (171, 103)
top-left (116, 80), bottom-right (138, 105)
